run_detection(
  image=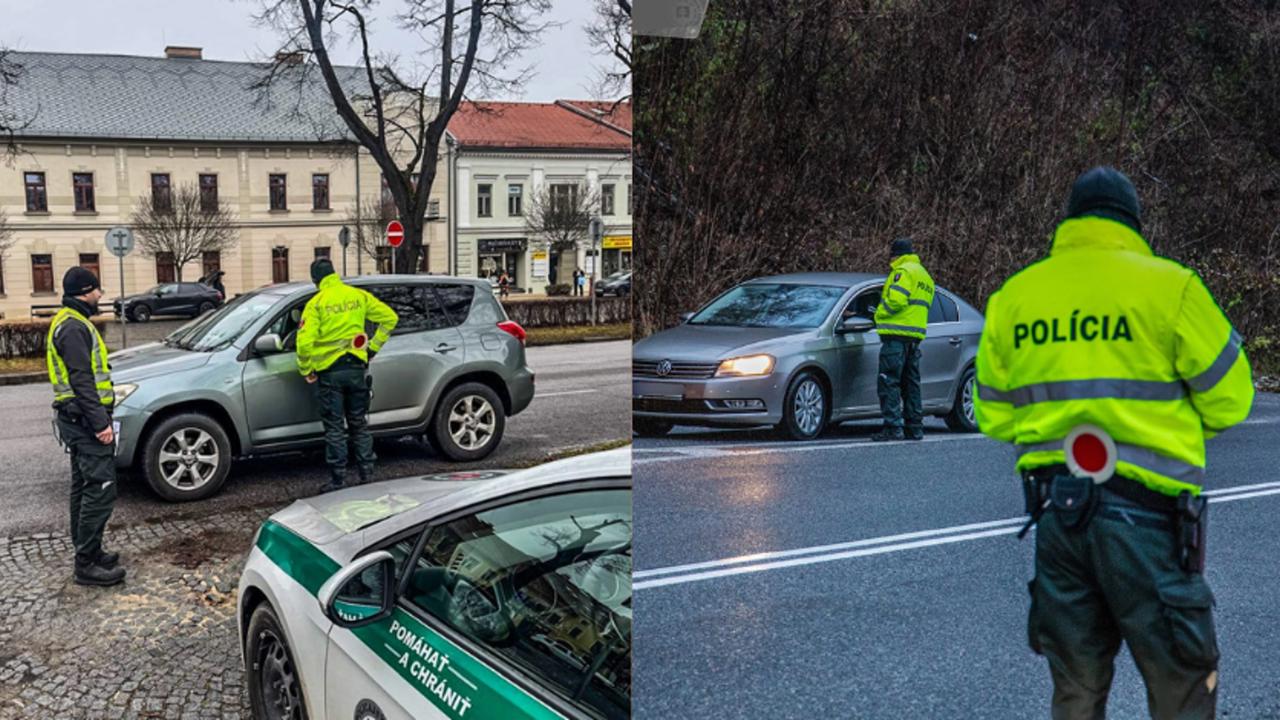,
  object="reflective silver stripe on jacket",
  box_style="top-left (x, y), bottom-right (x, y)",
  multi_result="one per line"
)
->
top-left (908, 299), bottom-right (930, 308)
top-left (1186, 330), bottom-right (1243, 393)
top-left (1017, 439), bottom-right (1204, 485)
top-left (877, 323), bottom-right (926, 335)
top-left (977, 378), bottom-right (1185, 407)
top-left (889, 284), bottom-right (910, 296)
